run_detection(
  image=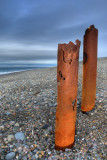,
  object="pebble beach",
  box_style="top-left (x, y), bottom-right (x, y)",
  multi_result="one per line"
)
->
top-left (0, 57), bottom-right (107, 160)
